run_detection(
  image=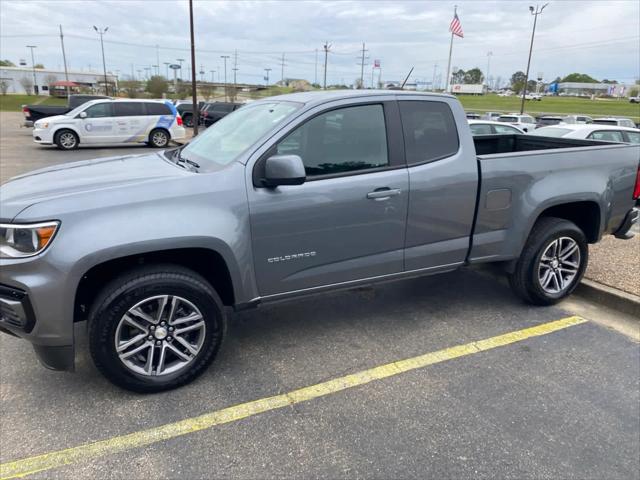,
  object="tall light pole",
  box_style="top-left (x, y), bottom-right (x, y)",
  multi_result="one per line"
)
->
top-left (486, 51), bottom-right (493, 91)
top-left (220, 55), bottom-right (229, 101)
top-left (210, 70), bottom-right (216, 83)
top-left (323, 41), bottom-right (331, 90)
top-left (164, 62), bottom-right (170, 79)
top-left (264, 68), bottom-right (271, 87)
top-left (176, 58), bottom-right (185, 81)
top-left (93, 26), bottom-right (109, 95)
top-left (58, 25), bottom-right (71, 98)
top-left (520, 3), bottom-right (548, 114)
top-left (188, 0), bottom-right (199, 136)
top-left (26, 45), bottom-right (37, 95)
